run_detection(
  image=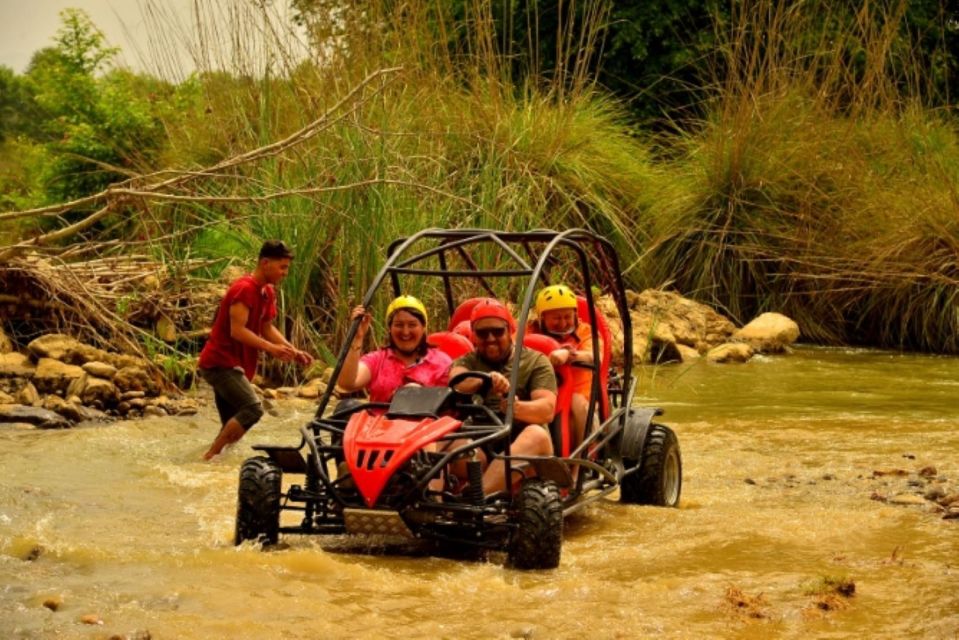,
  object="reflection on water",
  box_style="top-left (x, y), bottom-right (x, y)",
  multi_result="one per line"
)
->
top-left (1, 346), bottom-right (957, 638)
